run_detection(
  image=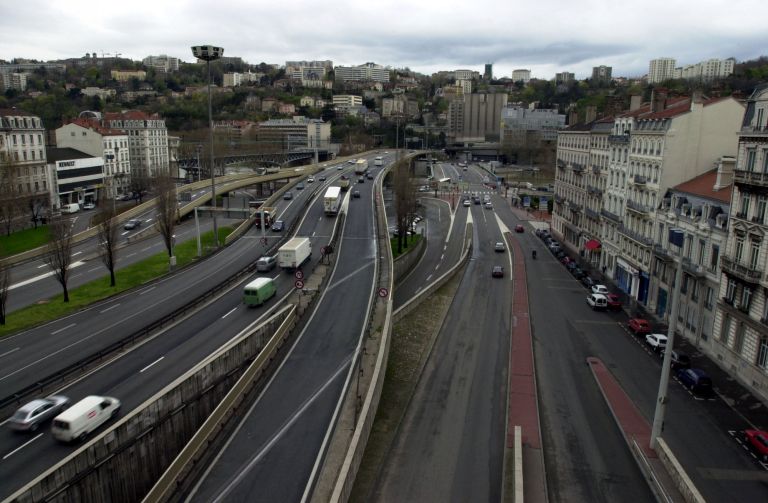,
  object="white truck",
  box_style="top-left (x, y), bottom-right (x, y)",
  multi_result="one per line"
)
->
top-left (374, 156), bottom-right (384, 166)
top-left (324, 186), bottom-right (342, 215)
top-left (51, 395), bottom-right (121, 442)
top-left (278, 237), bottom-right (312, 270)
top-left (354, 159), bottom-right (369, 175)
